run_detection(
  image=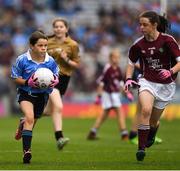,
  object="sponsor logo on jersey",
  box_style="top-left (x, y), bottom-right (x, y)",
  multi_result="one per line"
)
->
top-left (148, 47), bottom-right (156, 55)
